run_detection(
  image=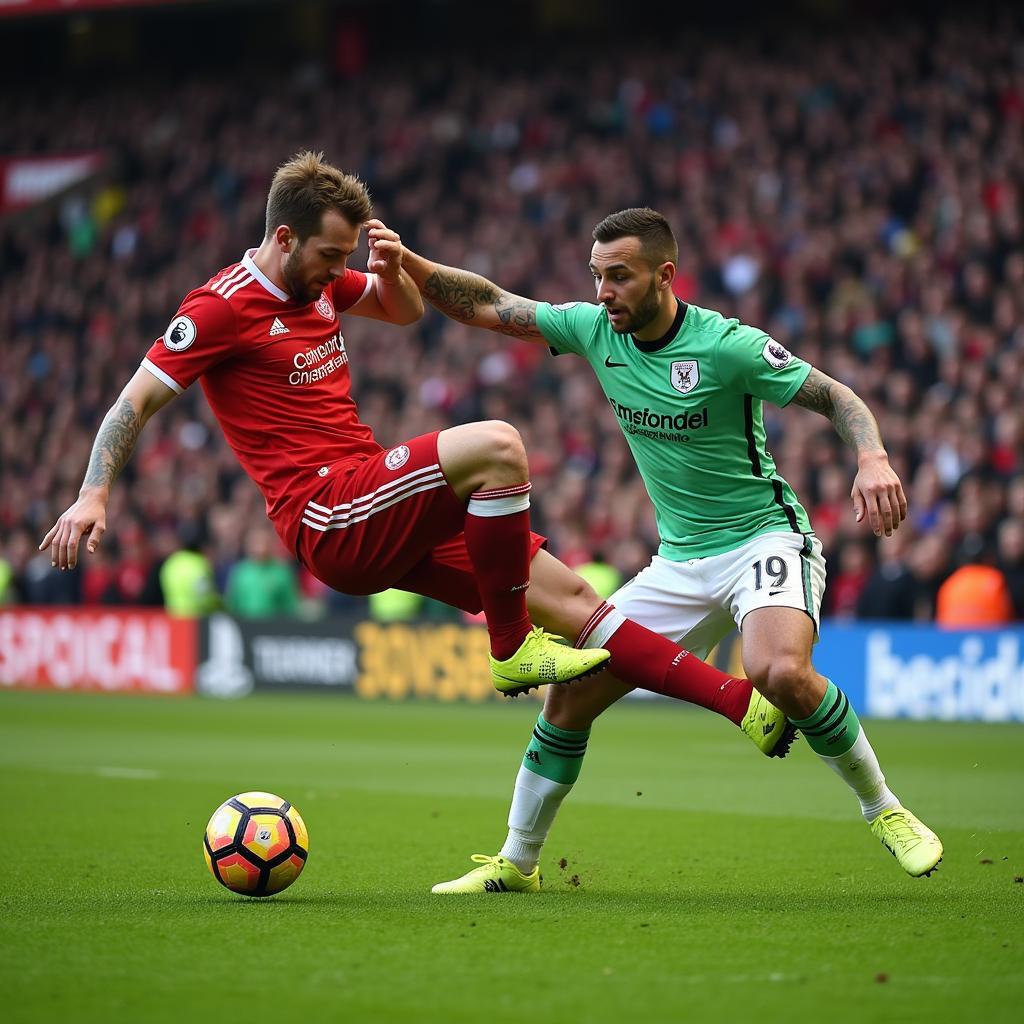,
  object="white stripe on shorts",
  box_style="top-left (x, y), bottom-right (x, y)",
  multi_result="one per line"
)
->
top-left (303, 465), bottom-right (448, 532)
